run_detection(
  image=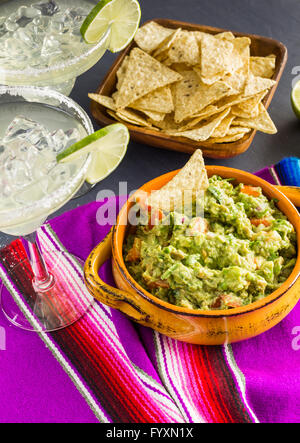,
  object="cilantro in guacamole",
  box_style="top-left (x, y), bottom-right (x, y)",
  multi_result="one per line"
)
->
top-left (124, 176), bottom-right (297, 310)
